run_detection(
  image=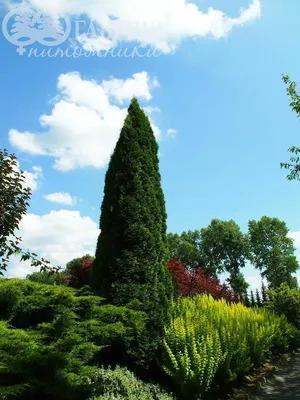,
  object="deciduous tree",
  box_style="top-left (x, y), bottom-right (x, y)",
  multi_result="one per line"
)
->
top-left (0, 149), bottom-right (59, 275)
top-left (248, 216), bottom-right (299, 289)
top-left (167, 230), bottom-right (203, 270)
top-left (281, 74), bottom-right (300, 180)
top-left (200, 219), bottom-right (249, 295)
